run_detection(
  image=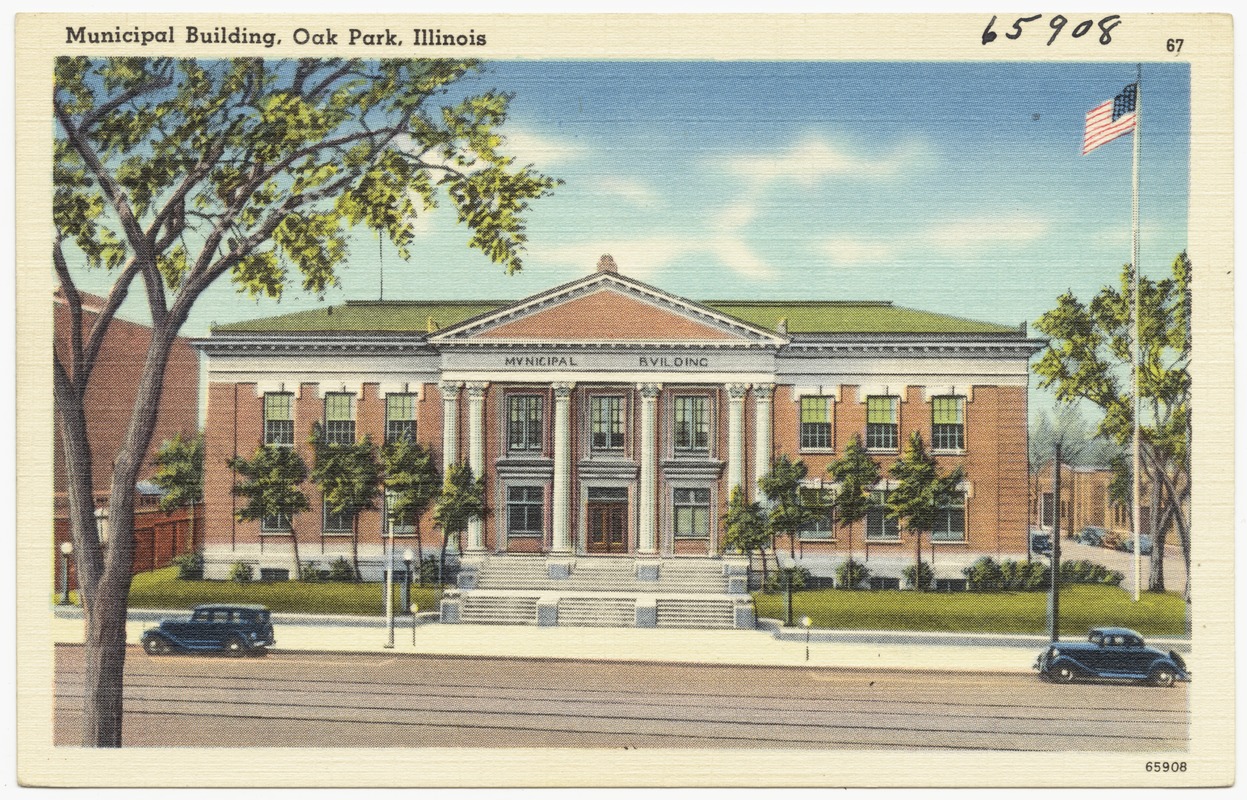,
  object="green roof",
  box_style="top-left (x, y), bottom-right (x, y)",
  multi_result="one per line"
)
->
top-left (214, 298), bottom-right (1018, 336)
